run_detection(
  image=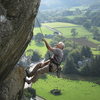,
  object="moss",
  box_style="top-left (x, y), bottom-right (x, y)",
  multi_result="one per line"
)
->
top-left (23, 88), bottom-right (36, 98)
